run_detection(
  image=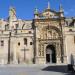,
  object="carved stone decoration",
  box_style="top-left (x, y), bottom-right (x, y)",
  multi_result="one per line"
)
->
top-left (41, 45), bottom-right (44, 56)
top-left (9, 7), bottom-right (17, 21)
top-left (35, 23), bottom-right (63, 64)
top-left (41, 26), bottom-right (60, 40)
top-left (9, 7), bottom-right (16, 17)
top-left (38, 43), bottom-right (41, 56)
